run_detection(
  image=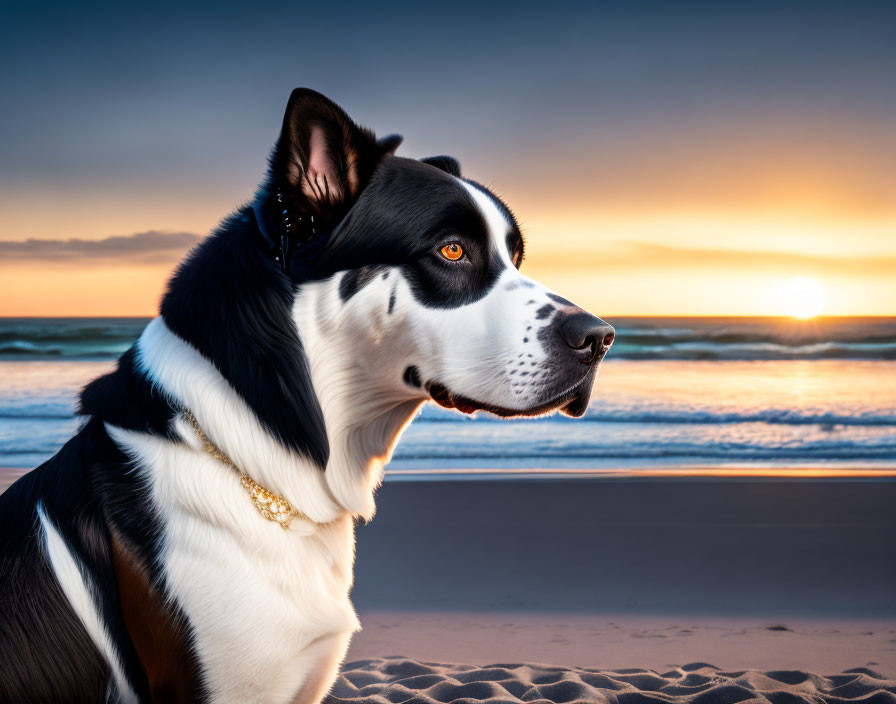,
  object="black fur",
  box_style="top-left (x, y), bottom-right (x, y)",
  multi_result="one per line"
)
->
top-left (316, 159), bottom-right (523, 309)
top-left (535, 304), bottom-right (556, 320)
top-left (0, 411), bottom-right (206, 702)
top-left (254, 89), bottom-right (402, 280)
top-left (420, 155), bottom-right (462, 177)
top-left (161, 211), bottom-right (331, 469)
top-left (547, 293), bottom-right (573, 306)
top-left (0, 426), bottom-right (126, 703)
top-left (80, 347), bottom-right (177, 441)
top-left (339, 265), bottom-right (387, 302)
top-left (402, 365), bottom-right (422, 388)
